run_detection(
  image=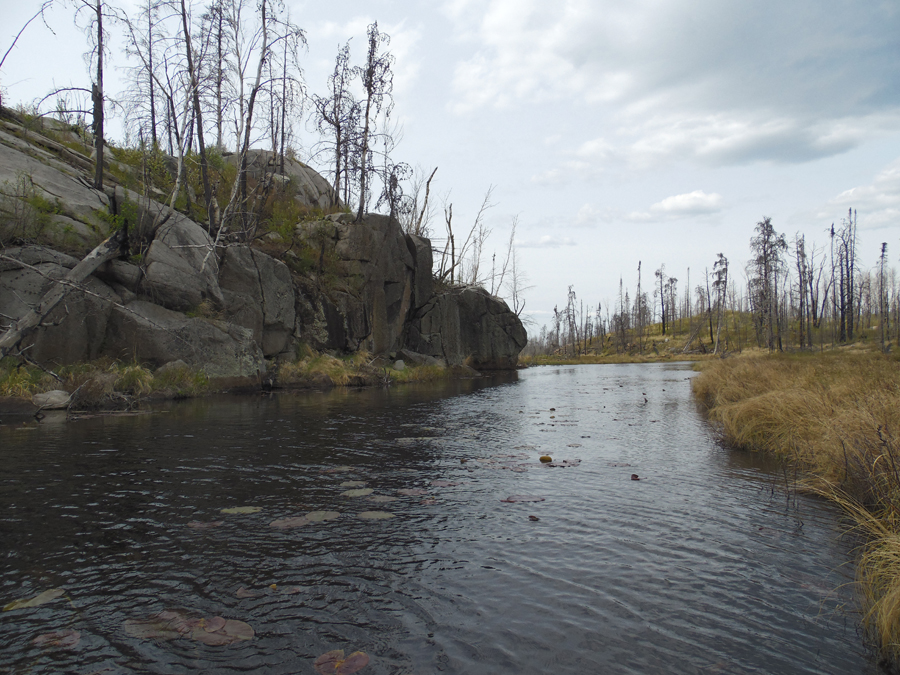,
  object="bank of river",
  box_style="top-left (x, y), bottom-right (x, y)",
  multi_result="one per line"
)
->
top-left (0, 363), bottom-right (879, 673)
